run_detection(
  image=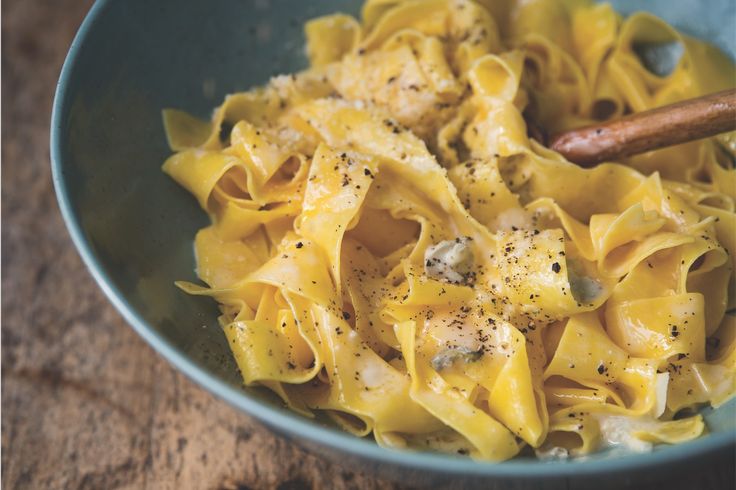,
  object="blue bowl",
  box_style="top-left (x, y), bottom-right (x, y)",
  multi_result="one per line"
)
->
top-left (51, 0), bottom-right (735, 485)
